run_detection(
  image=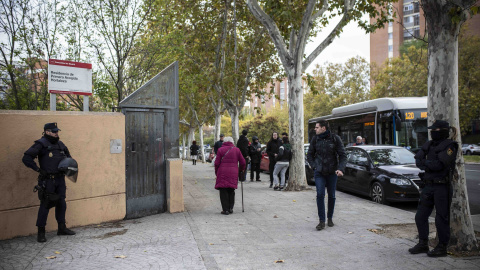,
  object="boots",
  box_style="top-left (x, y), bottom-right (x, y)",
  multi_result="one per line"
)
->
top-left (57, 223), bottom-right (76, 236)
top-left (409, 239), bottom-right (429, 254)
top-left (327, 218), bottom-right (334, 227)
top-left (316, 222), bottom-right (325, 231)
top-left (427, 243), bottom-right (448, 257)
top-left (37, 227), bottom-right (46, 242)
